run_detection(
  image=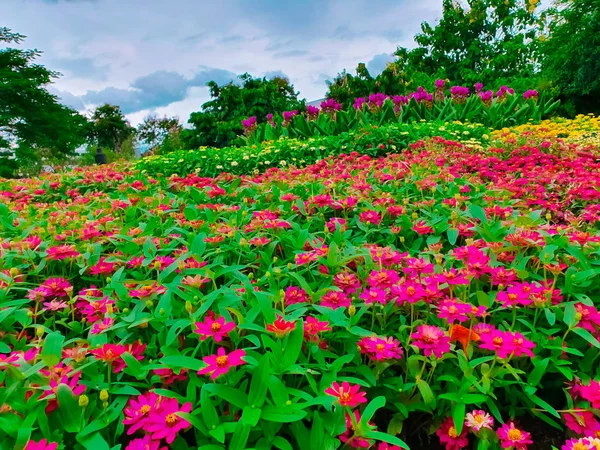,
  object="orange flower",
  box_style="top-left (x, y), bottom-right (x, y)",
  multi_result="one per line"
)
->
top-left (449, 324), bottom-right (480, 359)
